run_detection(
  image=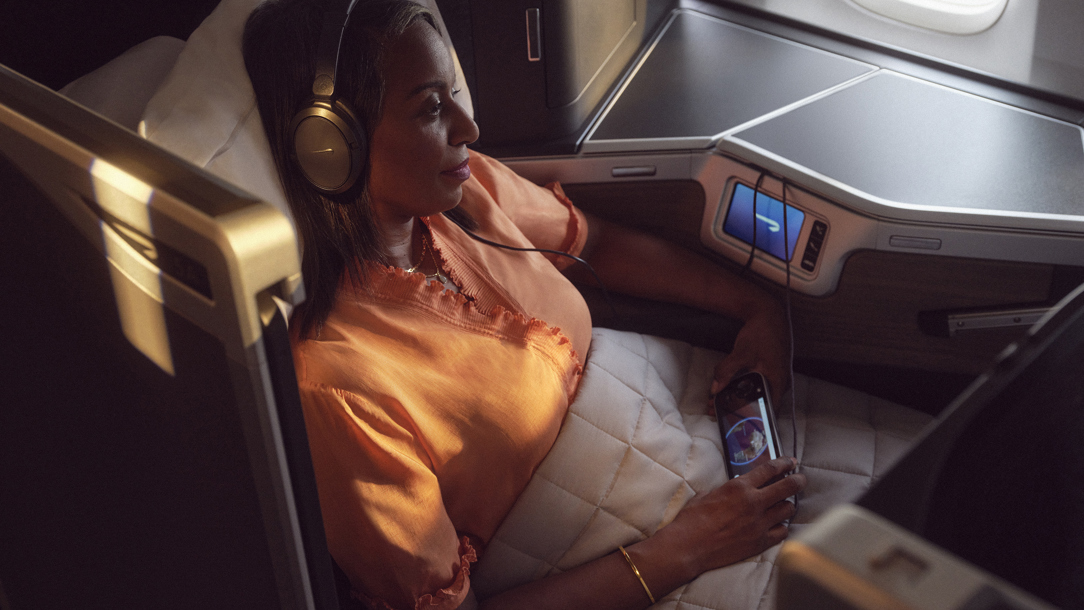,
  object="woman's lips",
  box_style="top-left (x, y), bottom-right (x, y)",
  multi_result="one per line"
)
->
top-left (441, 159), bottom-right (471, 181)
